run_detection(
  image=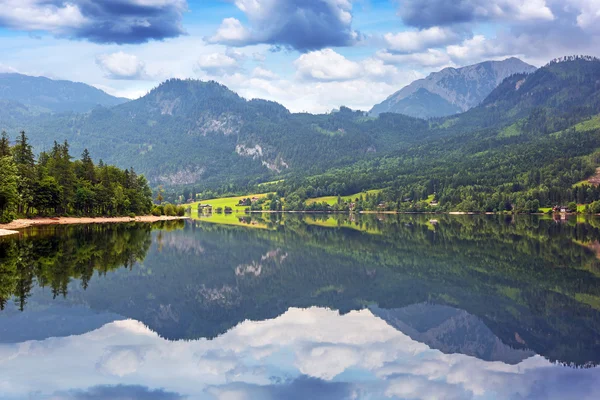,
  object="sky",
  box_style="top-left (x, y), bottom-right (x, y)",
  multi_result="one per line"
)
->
top-left (0, 0), bottom-right (599, 113)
